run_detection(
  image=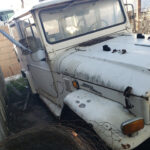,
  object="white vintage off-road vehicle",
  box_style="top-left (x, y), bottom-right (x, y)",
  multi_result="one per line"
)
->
top-left (1, 0), bottom-right (150, 149)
